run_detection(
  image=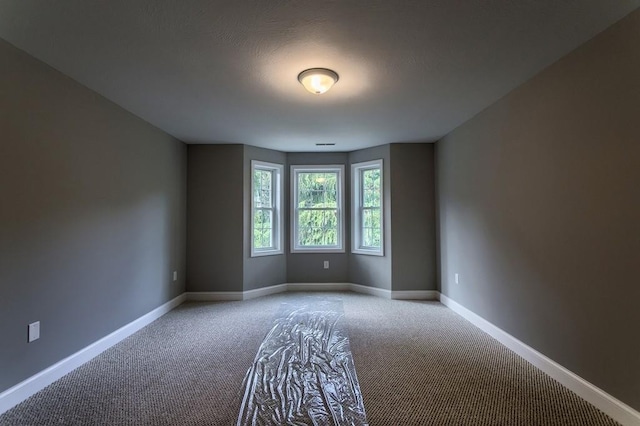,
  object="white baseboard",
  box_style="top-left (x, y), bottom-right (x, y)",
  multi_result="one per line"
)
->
top-left (0, 293), bottom-right (186, 416)
top-left (287, 282), bottom-right (351, 292)
top-left (187, 291), bottom-right (244, 301)
top-left (349, 283), bottom-right (392, 298)
top-left (439, 294), bottom-right (640, 426)
top-left (243, 284), bottom-right (288, 300)
top-left (391, 290), bottom-right (440, 300)
top-left (185, 283), bottom-right (437, 302)
top-left (187, 284), bottom-right (294, 302)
